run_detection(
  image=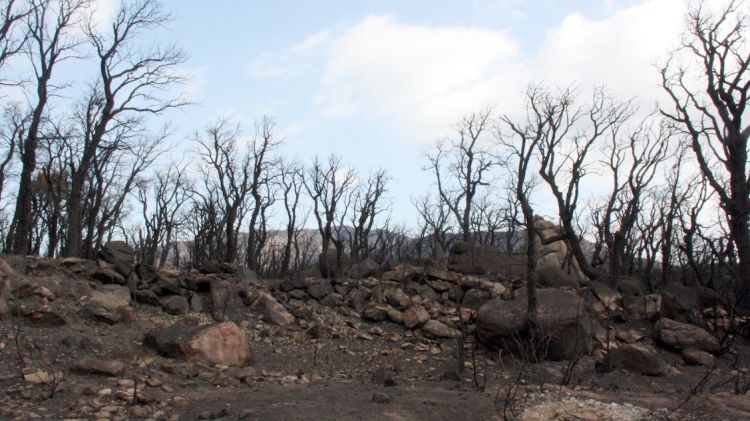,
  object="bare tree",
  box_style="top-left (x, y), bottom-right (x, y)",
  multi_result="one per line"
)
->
top-left (7, 0), bottom-right (87, 255)
top-left (244, 116), bottom-right (281, 270)
top-left (136, 162), bottom-right (190, 268)
top-left (660, 0), bottom-right (750, 308)
top-left (194, 119), bottom-right (251, 264)
top-left (426, 107), bottom-right (497, 243)
top-left (535, 86), bottom-right (633, 282)
top-left (595, 116), bottom-right (670, 276)
top-left (0, 0), bottom-right (31, 82)
top-left (304, 154), bottom-right (356, 278)
top-left (413, 193), bottom-right (452, 260)
top-left (64, 0), bottom-right (187, 258)
top-left (497, 86), bottom-right (550, 334)
top-left (0, 105), bottom-right (27, 208)
top-left (279, 160), bottom-right (305, 274)
top-left (348, 168), bottom-right (389, 261)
